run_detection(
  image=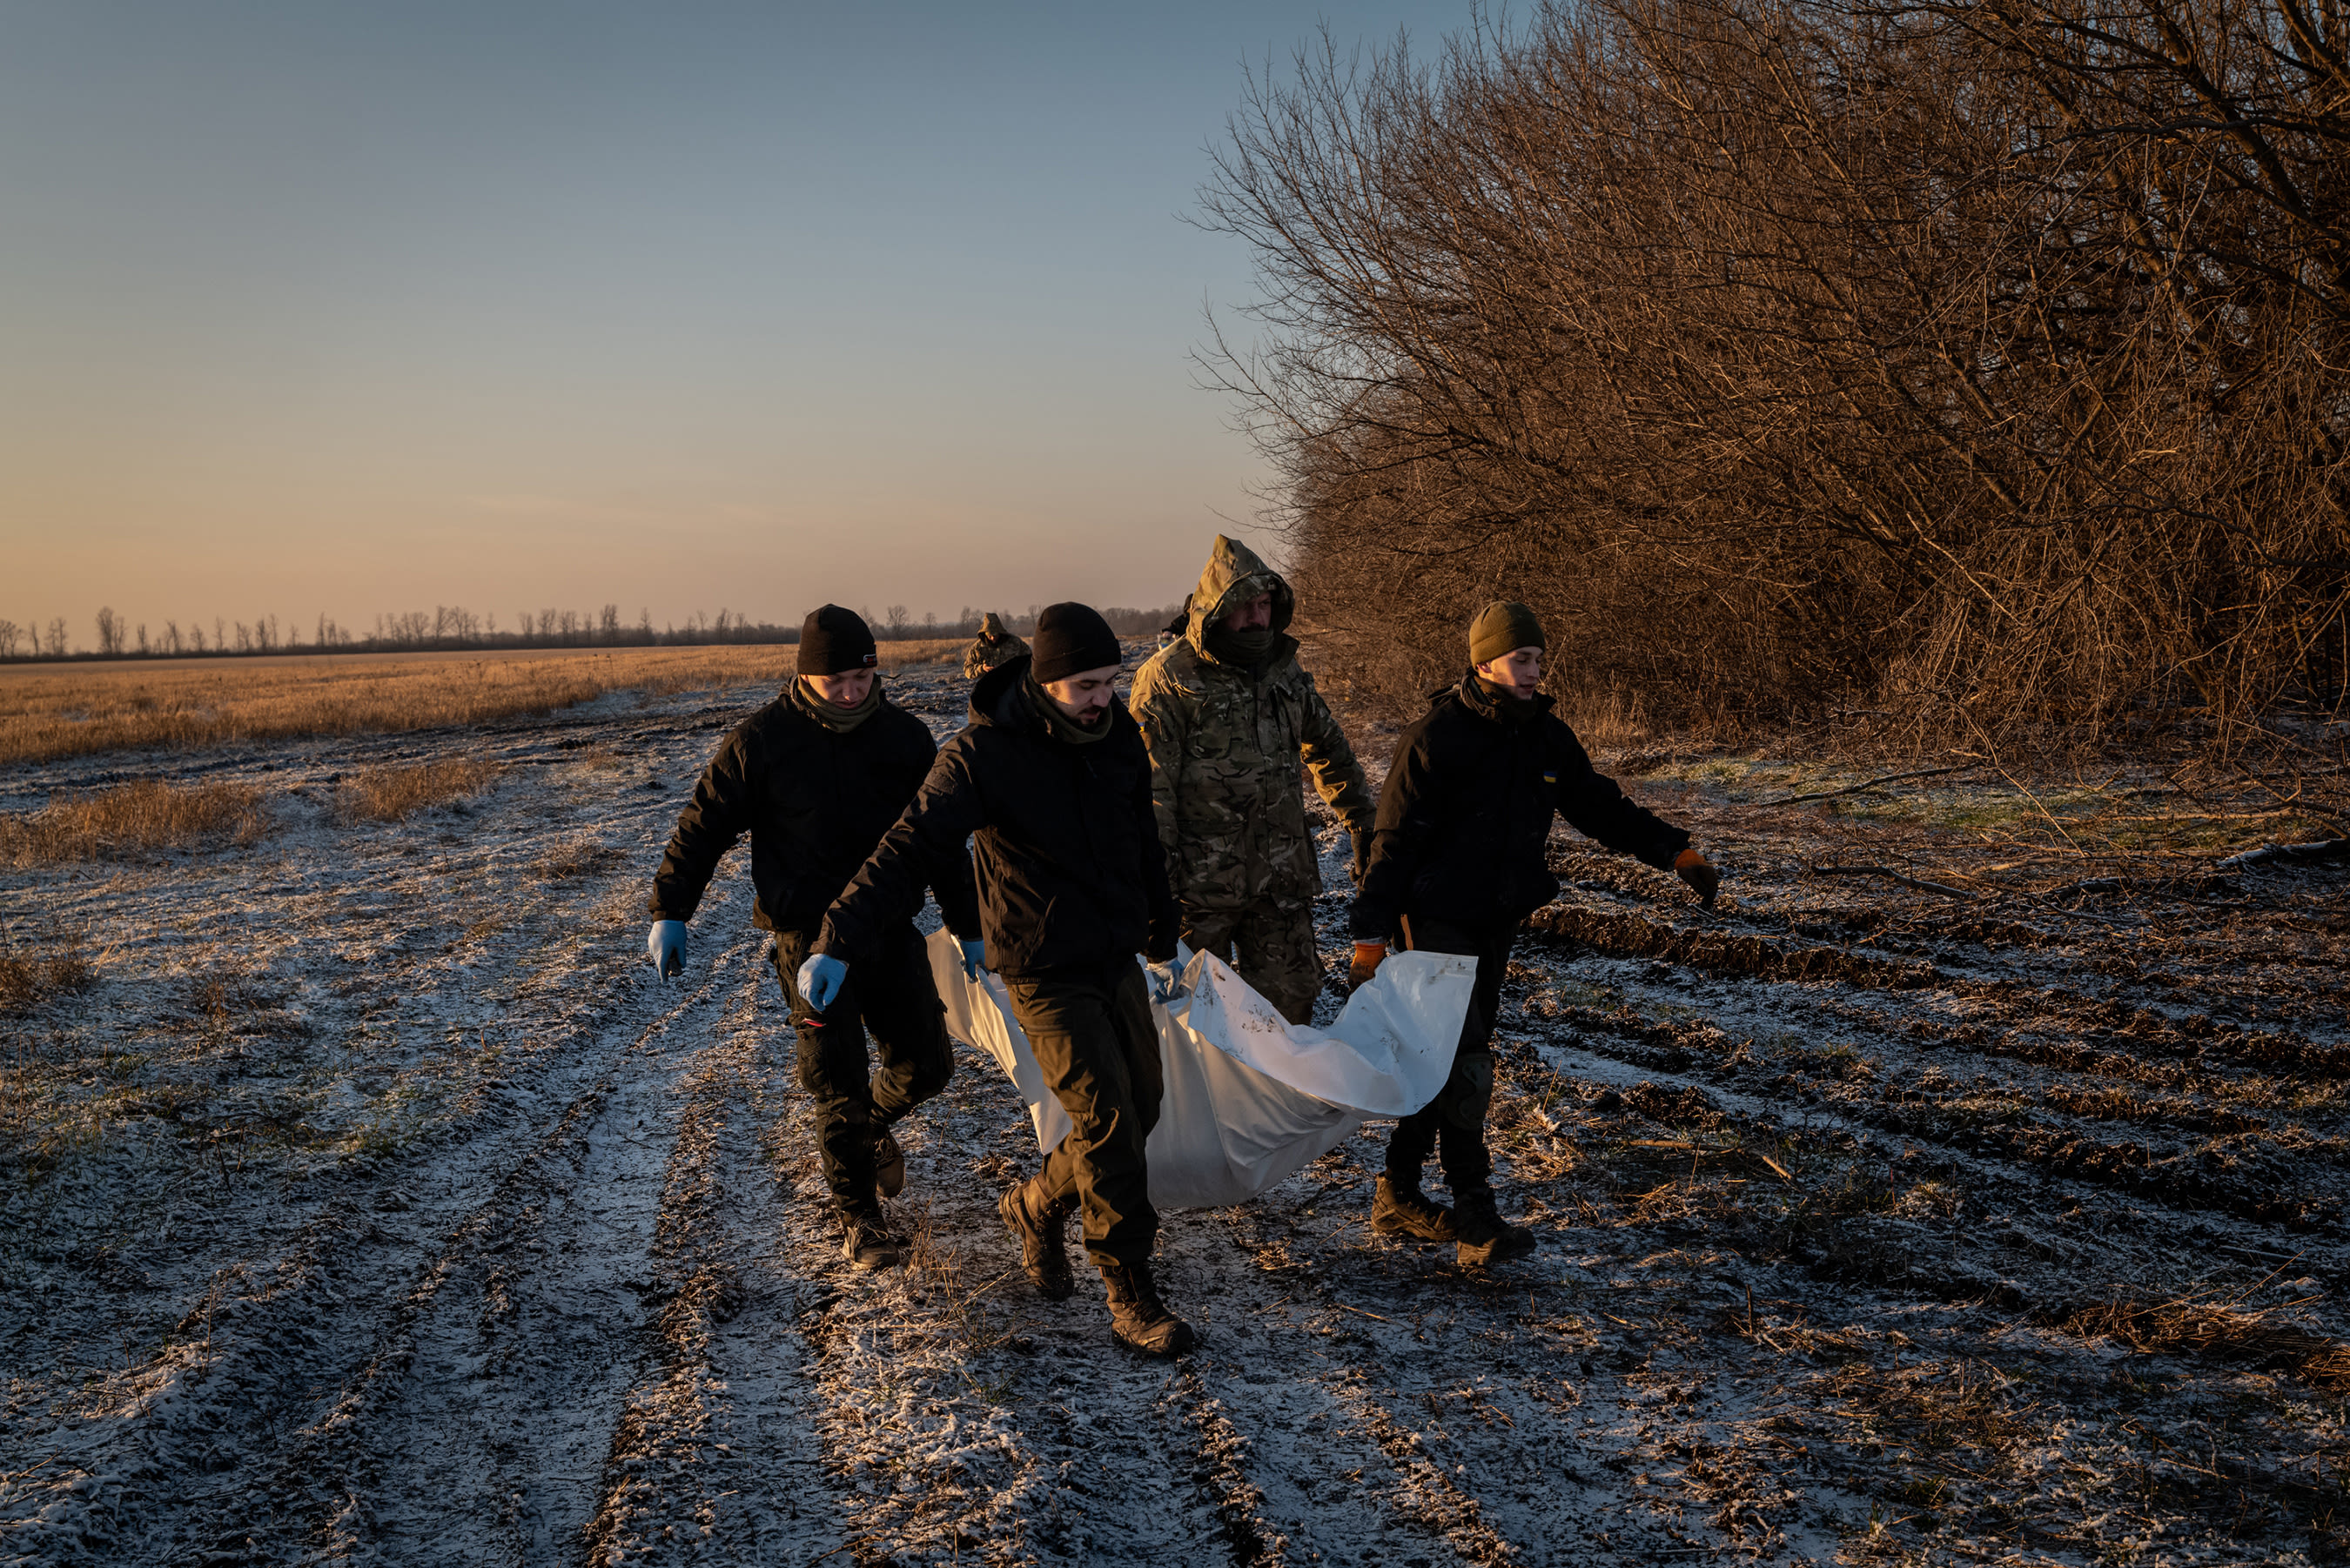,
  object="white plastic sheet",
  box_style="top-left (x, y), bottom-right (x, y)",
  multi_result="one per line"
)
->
top-left (926, 928), bottom-right (1474, 1208)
